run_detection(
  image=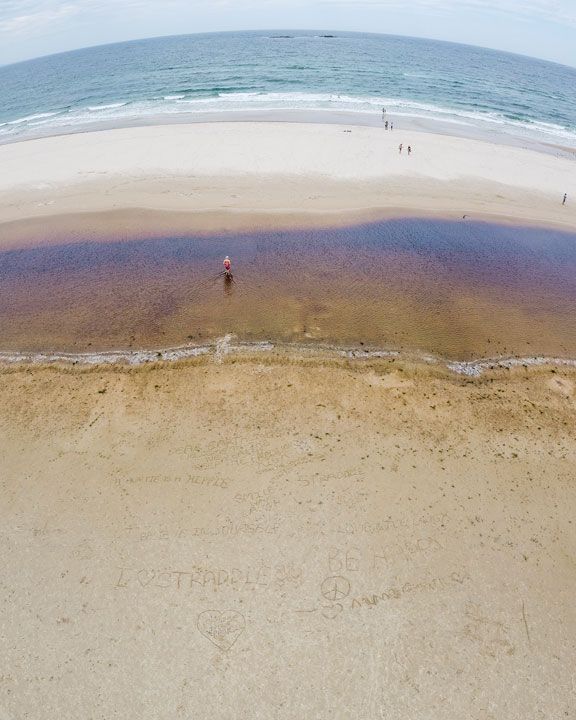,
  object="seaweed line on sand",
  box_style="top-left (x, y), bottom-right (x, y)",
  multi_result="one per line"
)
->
top-left (447, 356), bottom-right (576, 377)
top-left (1, 337), bottom-right (576, 376)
